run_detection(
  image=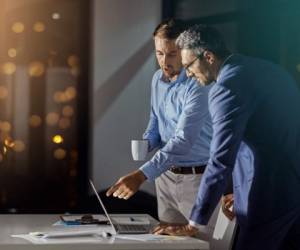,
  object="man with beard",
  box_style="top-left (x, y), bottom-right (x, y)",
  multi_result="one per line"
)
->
top-left (106, 19), bottom-right (219, 239)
